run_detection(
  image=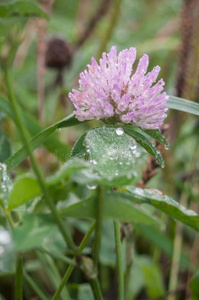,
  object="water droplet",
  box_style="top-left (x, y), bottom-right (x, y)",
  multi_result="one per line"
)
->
top-left (92, 159), bottom-right (97, 165)
top-left (87, 184), bottom-right (97, 190)
top-left (119, 162), bottom-right (123, 165)
top-left (116, 127), bottom-right (124, 136)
